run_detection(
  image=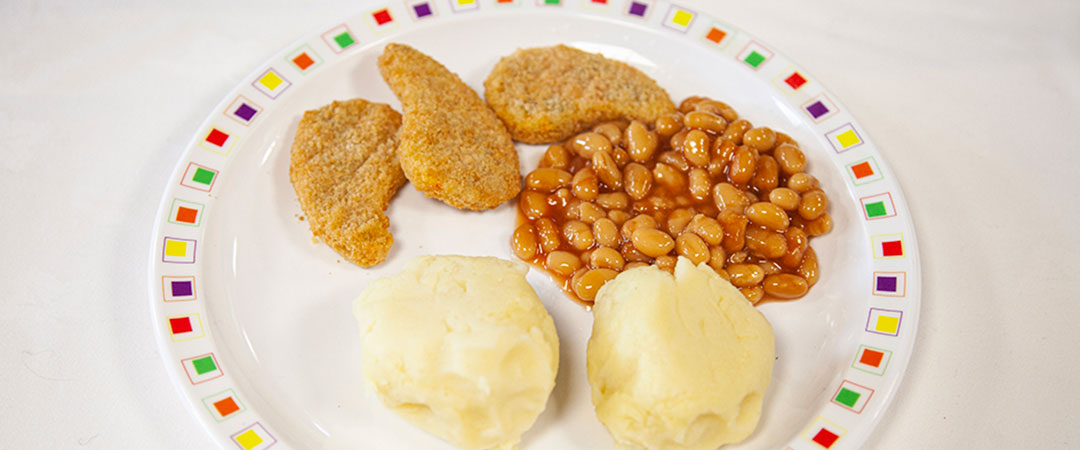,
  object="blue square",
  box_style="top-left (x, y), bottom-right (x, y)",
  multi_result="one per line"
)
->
top-left (171, 280), bottom-right (194, 297)
top-left (806, 100), bottom-right (829, 119)
top-left (629, 1), bottom-right (647, 16)
top-left (413, 3), bottom-right (432, 17)
top-left (234, 103), bottom-right (257, 121)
